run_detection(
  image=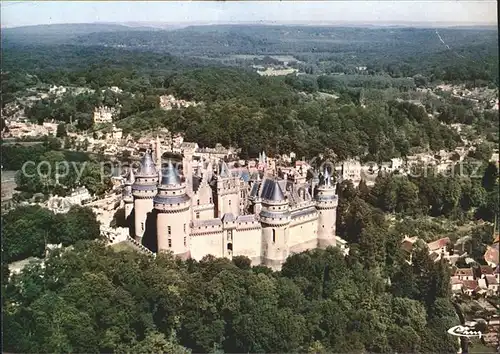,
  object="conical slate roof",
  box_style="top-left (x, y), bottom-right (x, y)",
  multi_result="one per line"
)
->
top-left (321, 166), bottom-right (332, 187)
top-left (261, 179), bottom-right (285, 202)
top-left (160, 161), bottom-right (181, 186)
top-left (219, 161), bottom-right (230, 178)
top-left (137, 150), bottom-right (157, 177)
top-left (312, 169), bottom-right (320, 183)
top-left (125, 167), bottom-right (135, 185)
